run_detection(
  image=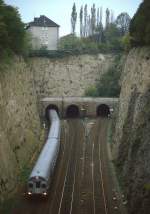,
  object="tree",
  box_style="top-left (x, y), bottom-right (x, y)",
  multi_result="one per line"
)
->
top-left (0, 1), bottom-right (8, 50)
top-left (116, 12), bottom-right (131, 36)
top-left (104, 23), bottom-right (122, 50)
top-left (129, 0), bottom-right (150, 46)
top-left (100, 7), bottom-right (103, 25)
top-left (121, 33), bottom-right (131, 51)
top-left (4, 6), bottom-right (25, 53)
top-left (87, 15), bottom-right (91, 36)
top-left (71, 3), bottom-right (77, 34)
top-left (0, 0), bottom-right (26, 55)
top-left (91, 4), bottom-right (96, 35)
top-left (110, 10), bottom-right (114, 24)
top-left (0, 0), bottom-right (4, 5)
top-left (95, 21), bottom-right (104, 43)
top-left (105, 8), bottom-right (110, 29)
top-left (84, 4), bottom-right (88, 37)
top-left (97, 8), bottom-right (100, 27)
top-left (80, 6), bottom-right (83, 37)
top-left (59, 34), bottom-right (81, 50)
